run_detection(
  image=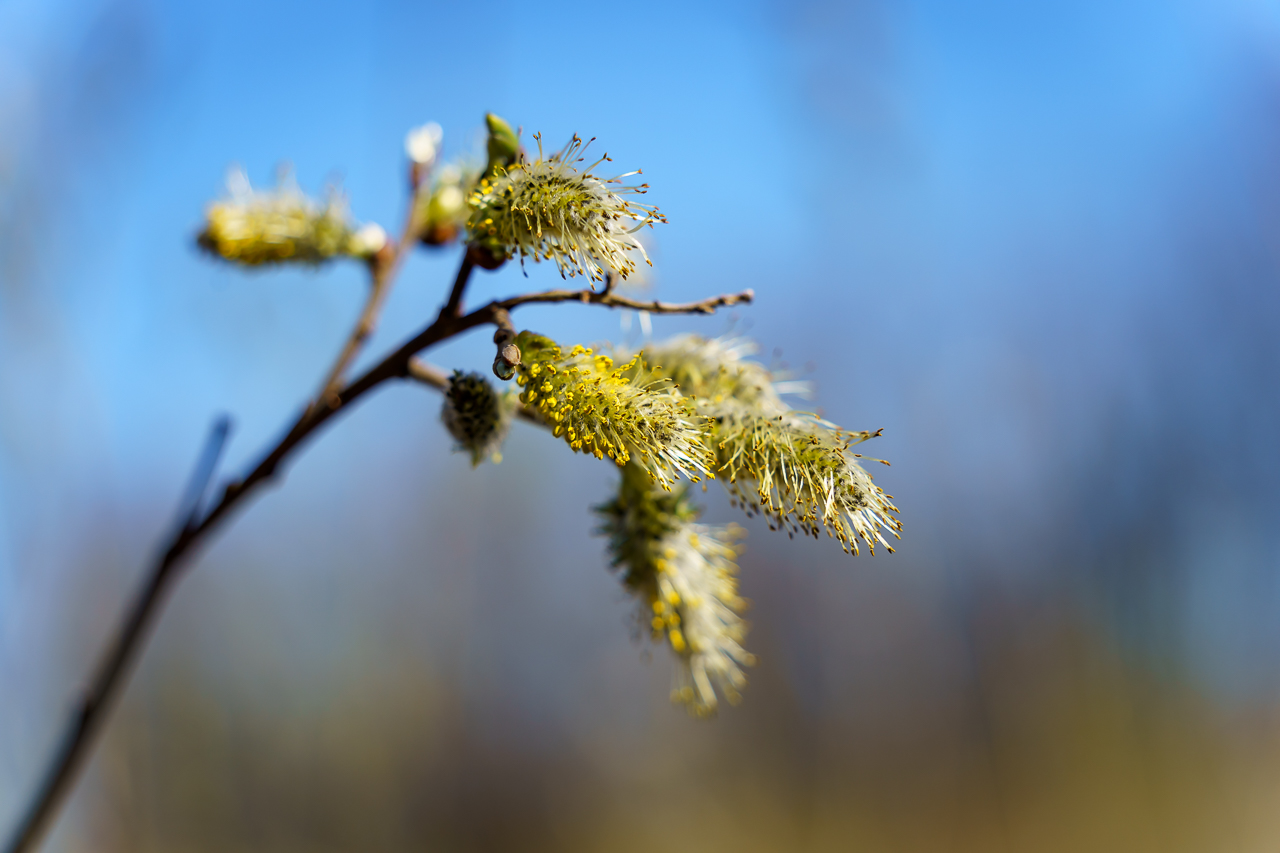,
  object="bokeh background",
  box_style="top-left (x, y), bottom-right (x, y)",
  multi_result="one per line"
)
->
top-left (4, 0), bottom-right (1280, 850)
